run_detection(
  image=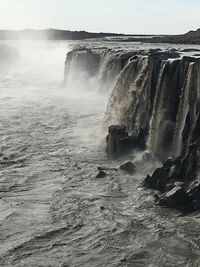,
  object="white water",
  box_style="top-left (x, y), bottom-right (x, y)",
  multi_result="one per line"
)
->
top-left (0, 41), bottom-right (200, 267)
